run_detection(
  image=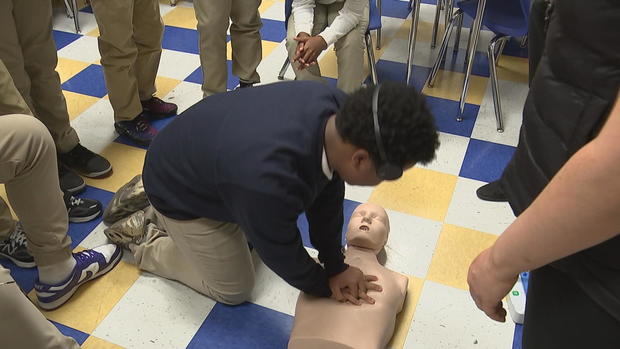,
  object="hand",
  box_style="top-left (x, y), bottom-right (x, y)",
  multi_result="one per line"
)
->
top-left (294, 35), bottom-right (327, 70)
top-left (329, 266), bottom-right (382, 305)
top-left (467, 247), bottom-right (519, 322)
top-left (293, 32), bottom-right (311, 63)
